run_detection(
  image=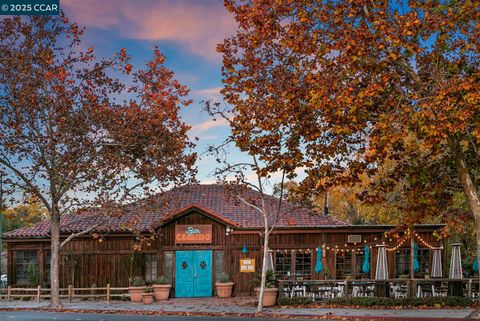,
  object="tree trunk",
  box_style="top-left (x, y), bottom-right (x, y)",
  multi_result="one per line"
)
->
top-left (450, 137), bottom-right (480, 317)
top-left (50, 212), bottom-right (62, 308)
top-left (256, 221), bottom-right (270, 313)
